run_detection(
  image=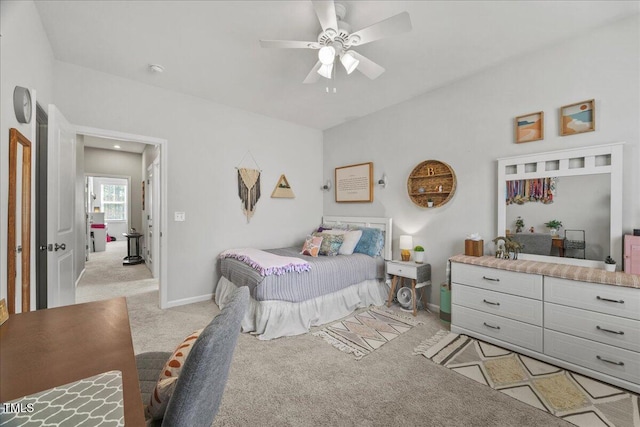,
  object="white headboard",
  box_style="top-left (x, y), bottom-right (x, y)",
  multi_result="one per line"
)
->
top-left (322, 216), bottom-right (393, 260)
